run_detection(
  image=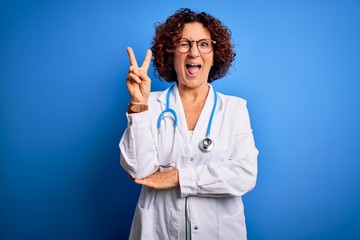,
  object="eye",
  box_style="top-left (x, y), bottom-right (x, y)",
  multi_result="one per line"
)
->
top-left (198, 40), bottom-right (210, 47)
top-left (179, 42), bottom-right (190, 47)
